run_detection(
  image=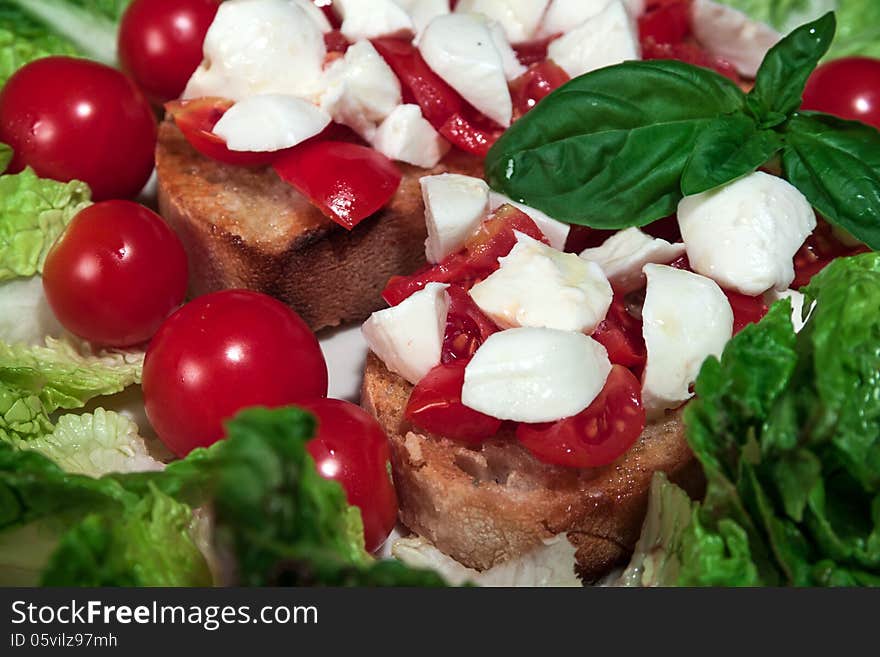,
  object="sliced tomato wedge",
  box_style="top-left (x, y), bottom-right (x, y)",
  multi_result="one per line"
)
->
top-left (641, 39), bottom-right (740, 82)
top-left (324, 29), bottom-right (349, 54)
top-left (511, 60), bottom-right (570, 118)
top-left (638, 0), bottom-right (693, 45)
top-left (516, 365), bottom-right (645, 469)
top-left (793, 220), bottom-right (869, 288)
top-left (513, 35), bottom-right (559, 67)
top-left (591, 296), bottom-right (647, 371)
top-left (442, 285), bottom-right (499, 363)
top-left (724, 290), bottom-right (769, 334)
top-left (165, 97), bottom-right (281, 167)
top-left (371, 37), bottom-right (463, 129)
top-left (382, 204), bottom-right (547, 305)
top-left (438, 111), bottom-right (503, 157)
top-left (273, 140), bottom-right (401, 230)
top-left (405, 360), bottom-right (502, 445)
